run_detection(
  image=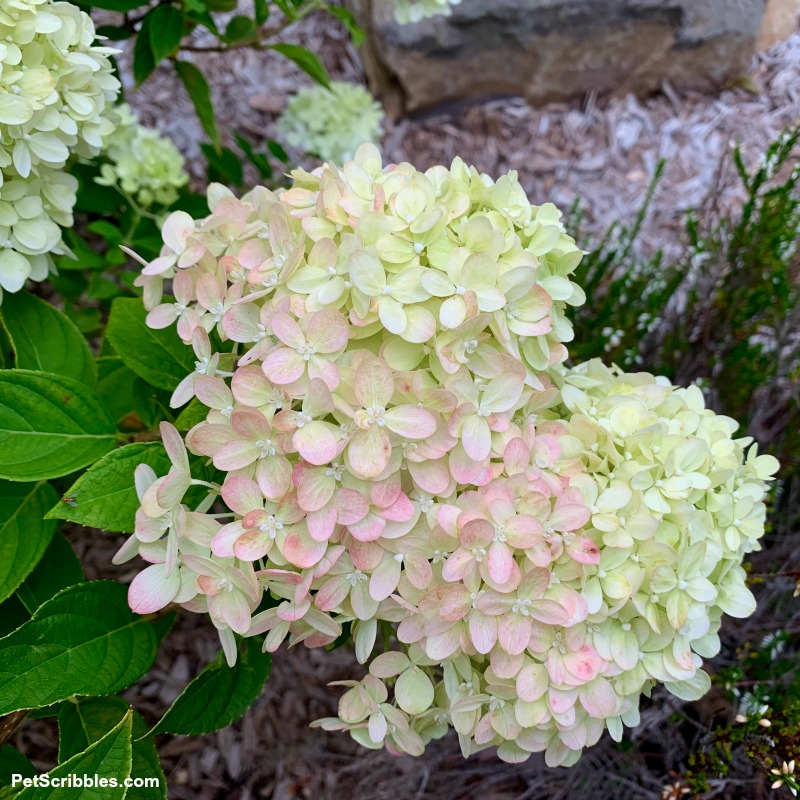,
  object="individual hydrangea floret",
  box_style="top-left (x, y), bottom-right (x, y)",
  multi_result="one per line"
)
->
top-left (96, 103), bottom-right (188, 209)
top-left (120, 144), bottom-right (778, 767)
top-left (0, 0), bottom-right (120, 301)
top-left (277, 81), bottom-right (384, 164)
top-left (393, 0), bottom-right (461, 24)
